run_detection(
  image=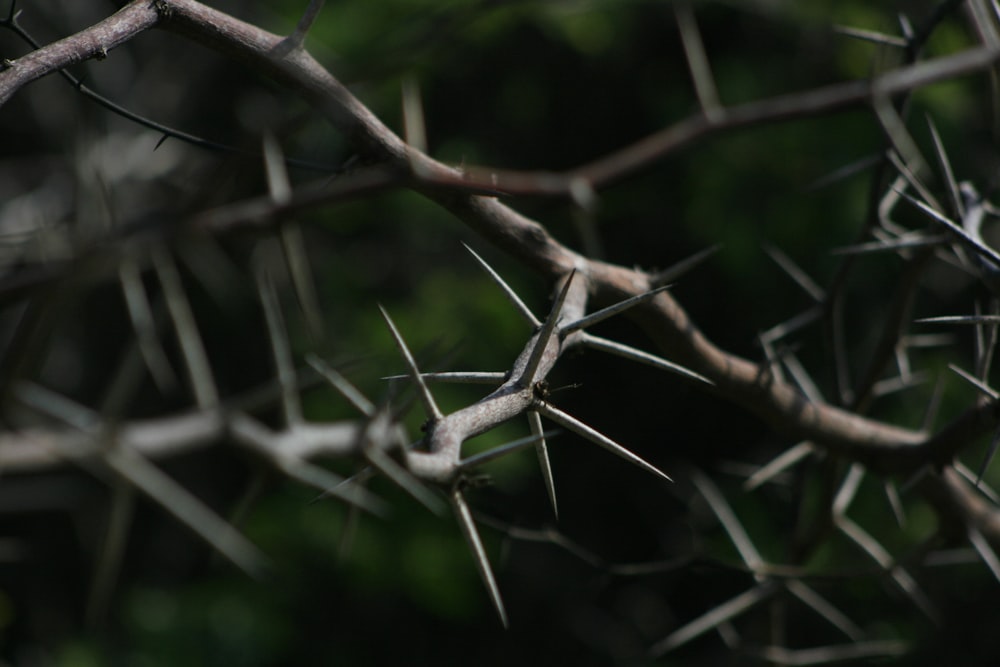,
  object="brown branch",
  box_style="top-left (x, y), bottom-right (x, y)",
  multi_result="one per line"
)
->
top-left (0, 2), bottom-right (160, 106)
